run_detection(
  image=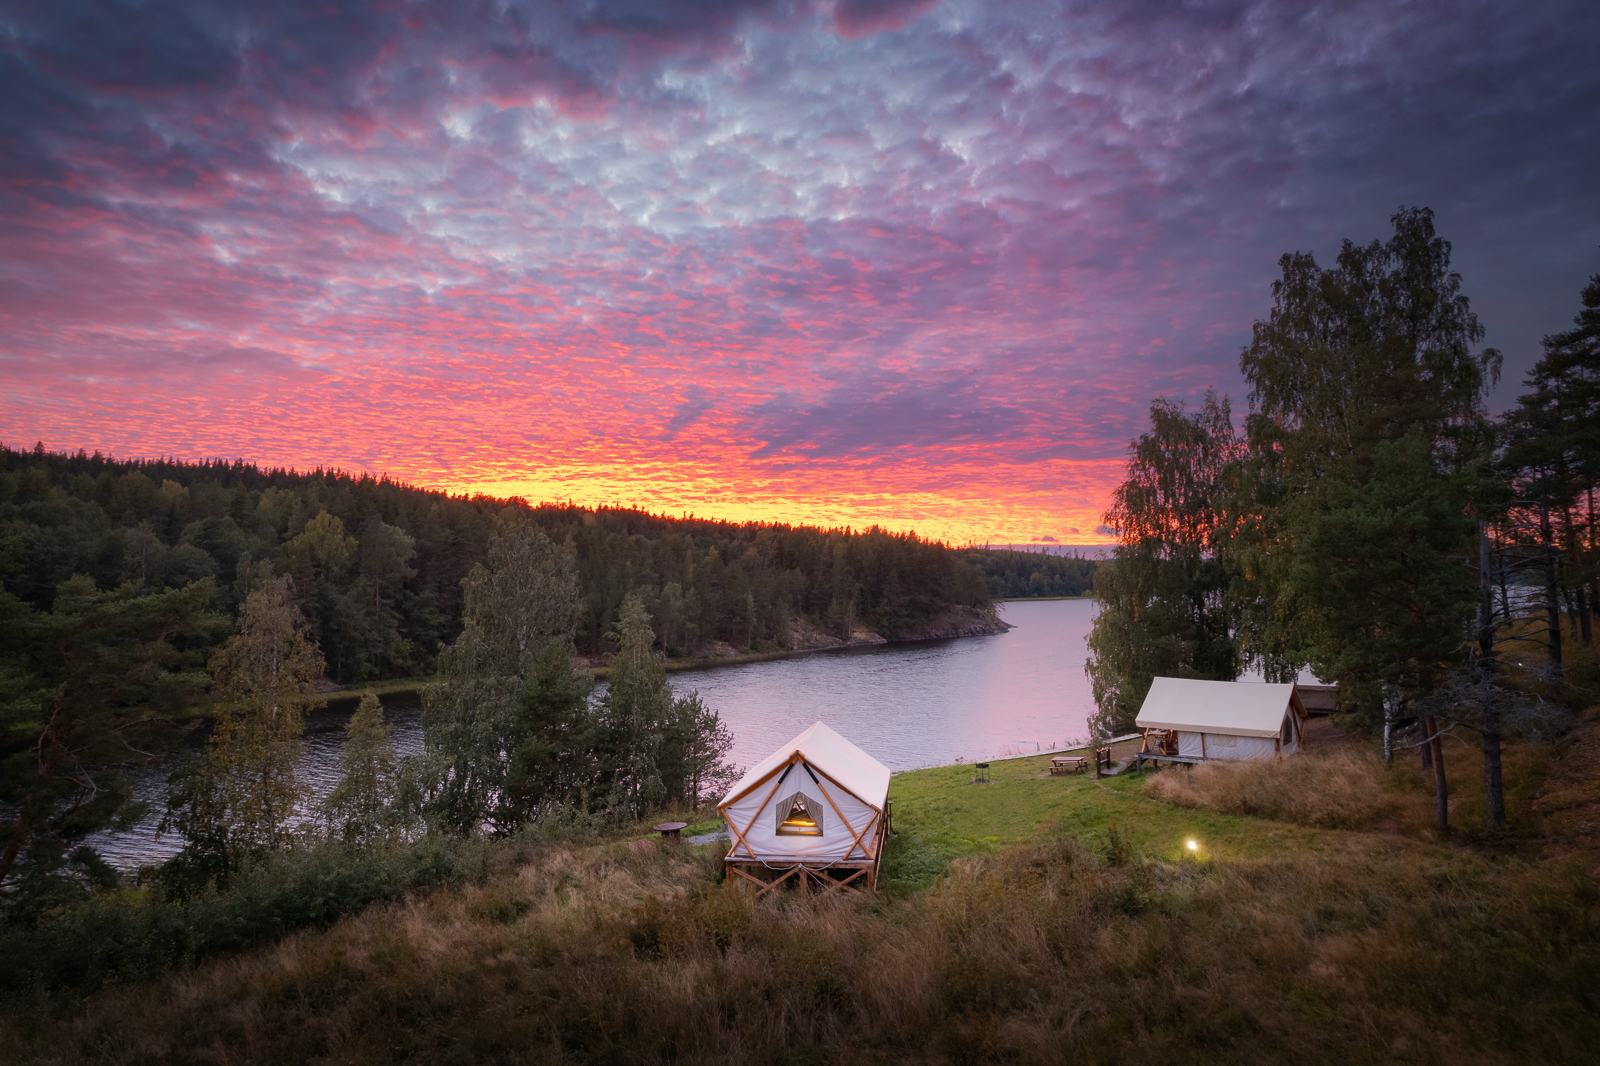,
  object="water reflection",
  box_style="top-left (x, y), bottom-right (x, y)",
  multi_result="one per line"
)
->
top-left (667, 598), bottom-right (1096, 773)
top-left (87, 599), bottom-right (1095, 869)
